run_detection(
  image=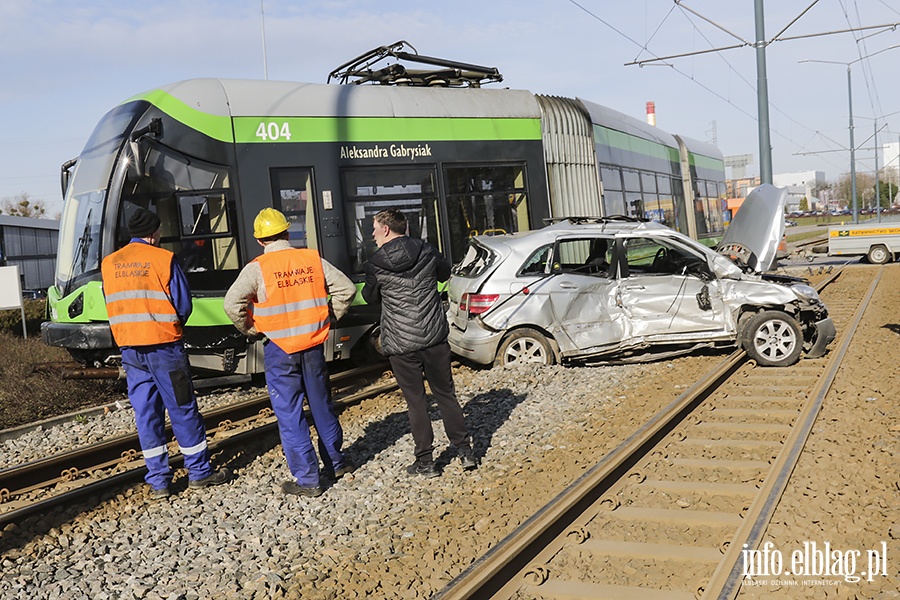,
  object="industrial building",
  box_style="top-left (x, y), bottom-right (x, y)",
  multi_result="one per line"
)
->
top-left (0, 215), bottom-right (59, 292)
